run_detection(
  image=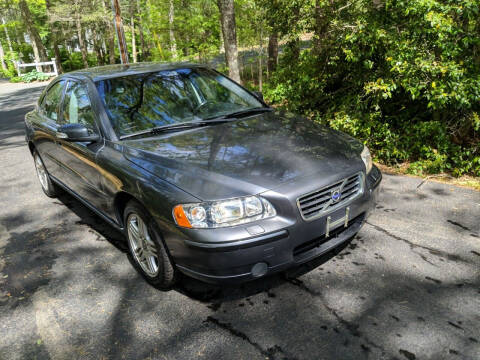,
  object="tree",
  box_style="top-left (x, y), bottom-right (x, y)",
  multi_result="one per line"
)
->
top-left (18, 0), bottom-right (47, 69)
top-left (216, 0), bottom-right (240, 82)
top-left (0, 39), bottom-right (6, 70)
top-left (267, 32), bottom-right (277, 74)
top-left (45, 0), bottom-right (63, 73)
top-left (73, 0), bottom-right (88, 68)
top-left (130, 0), bottom-right (137, 63)
top-left (135, 0), bottom-right (146, 59)
top-left (1, 17), bottom-right (13, 54)
top-left (168, 0), bottom-right (177, 58)
top-left (102, 0), bottom-right (116, 64)
top-left (112, 0), bottom-right (128, 64)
